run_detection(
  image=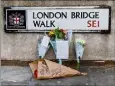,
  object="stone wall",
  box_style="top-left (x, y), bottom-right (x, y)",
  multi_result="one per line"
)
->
top-left (1, 0), bottom-right (115, 61)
